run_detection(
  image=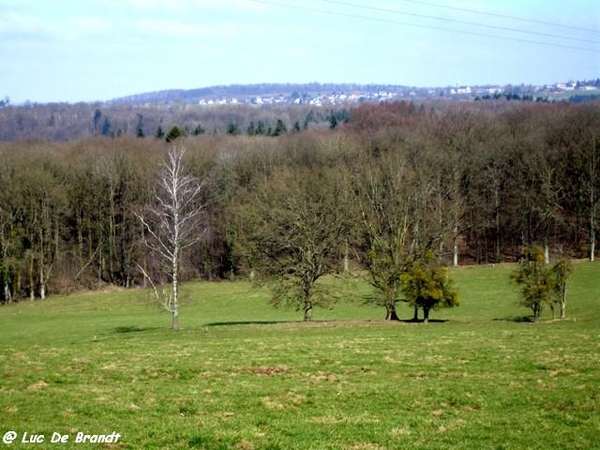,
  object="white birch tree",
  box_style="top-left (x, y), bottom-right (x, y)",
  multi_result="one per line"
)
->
top-left (137, 146), bottom-right (206, 330)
